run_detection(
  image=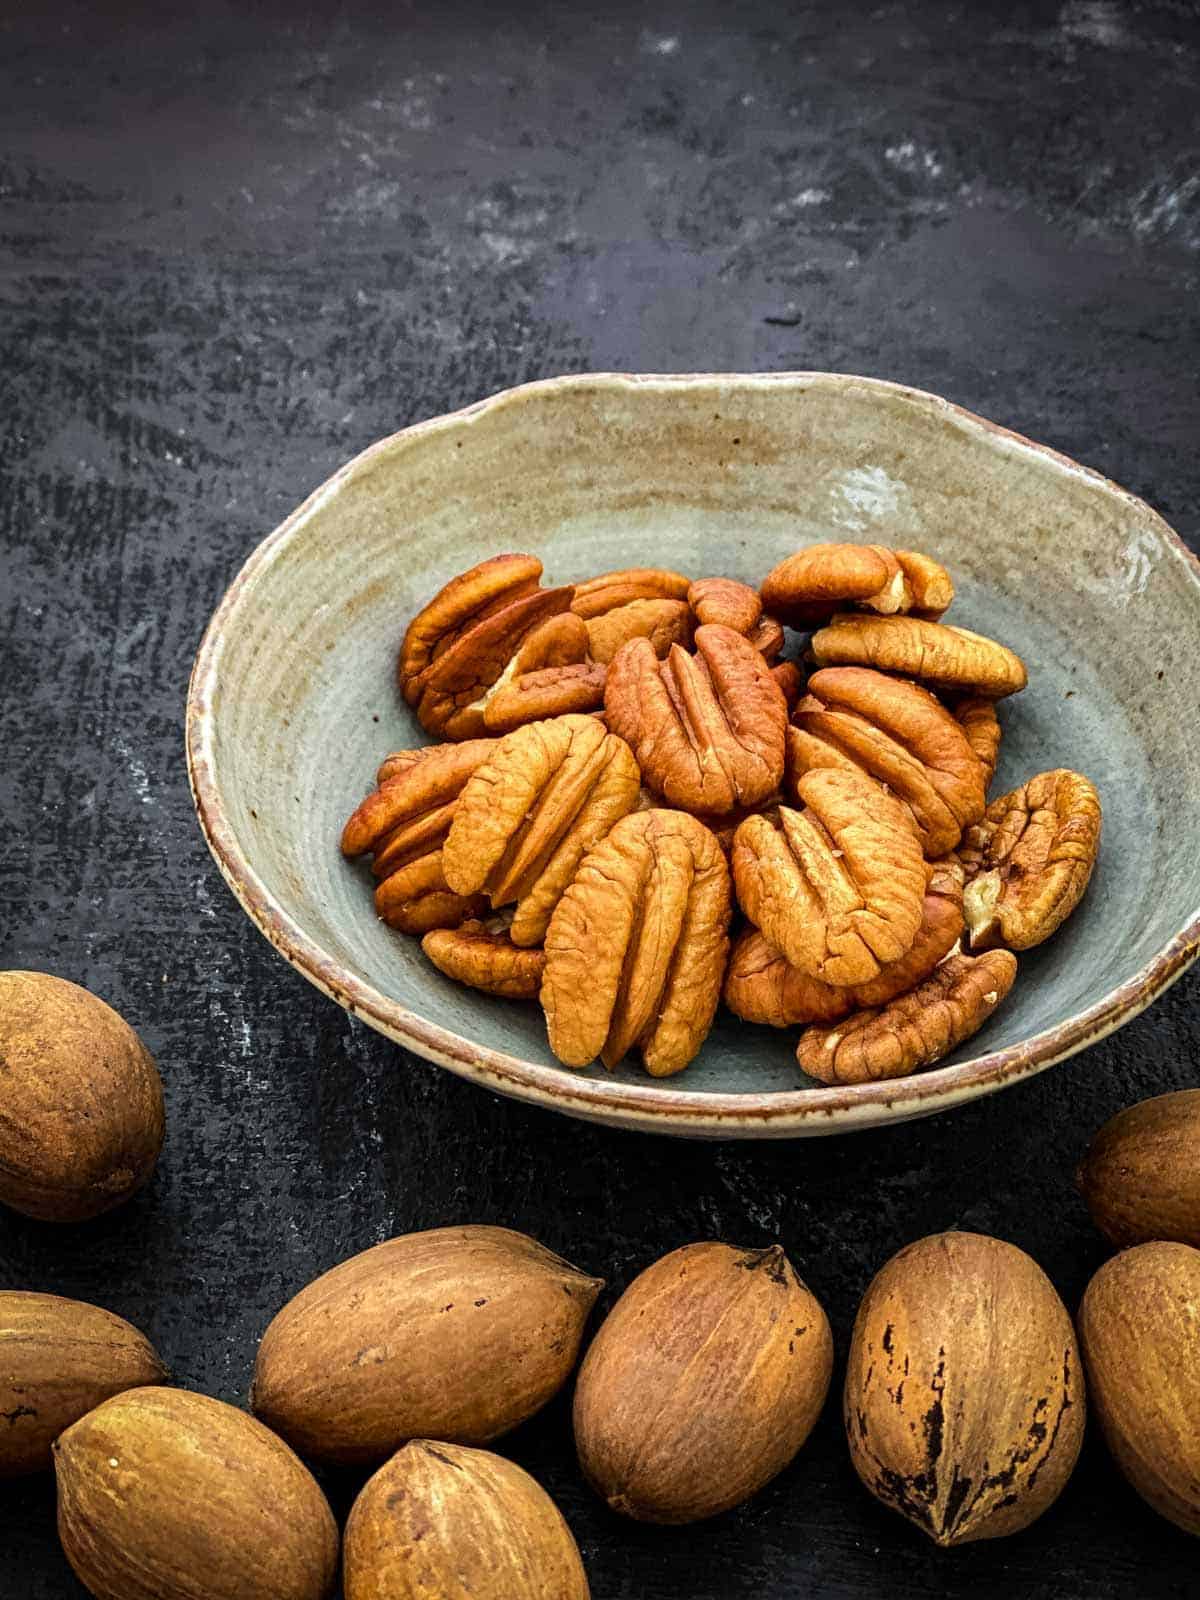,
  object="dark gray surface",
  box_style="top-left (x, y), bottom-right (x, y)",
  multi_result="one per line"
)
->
top-left (1, 1), bottom-right (1198, 1594)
